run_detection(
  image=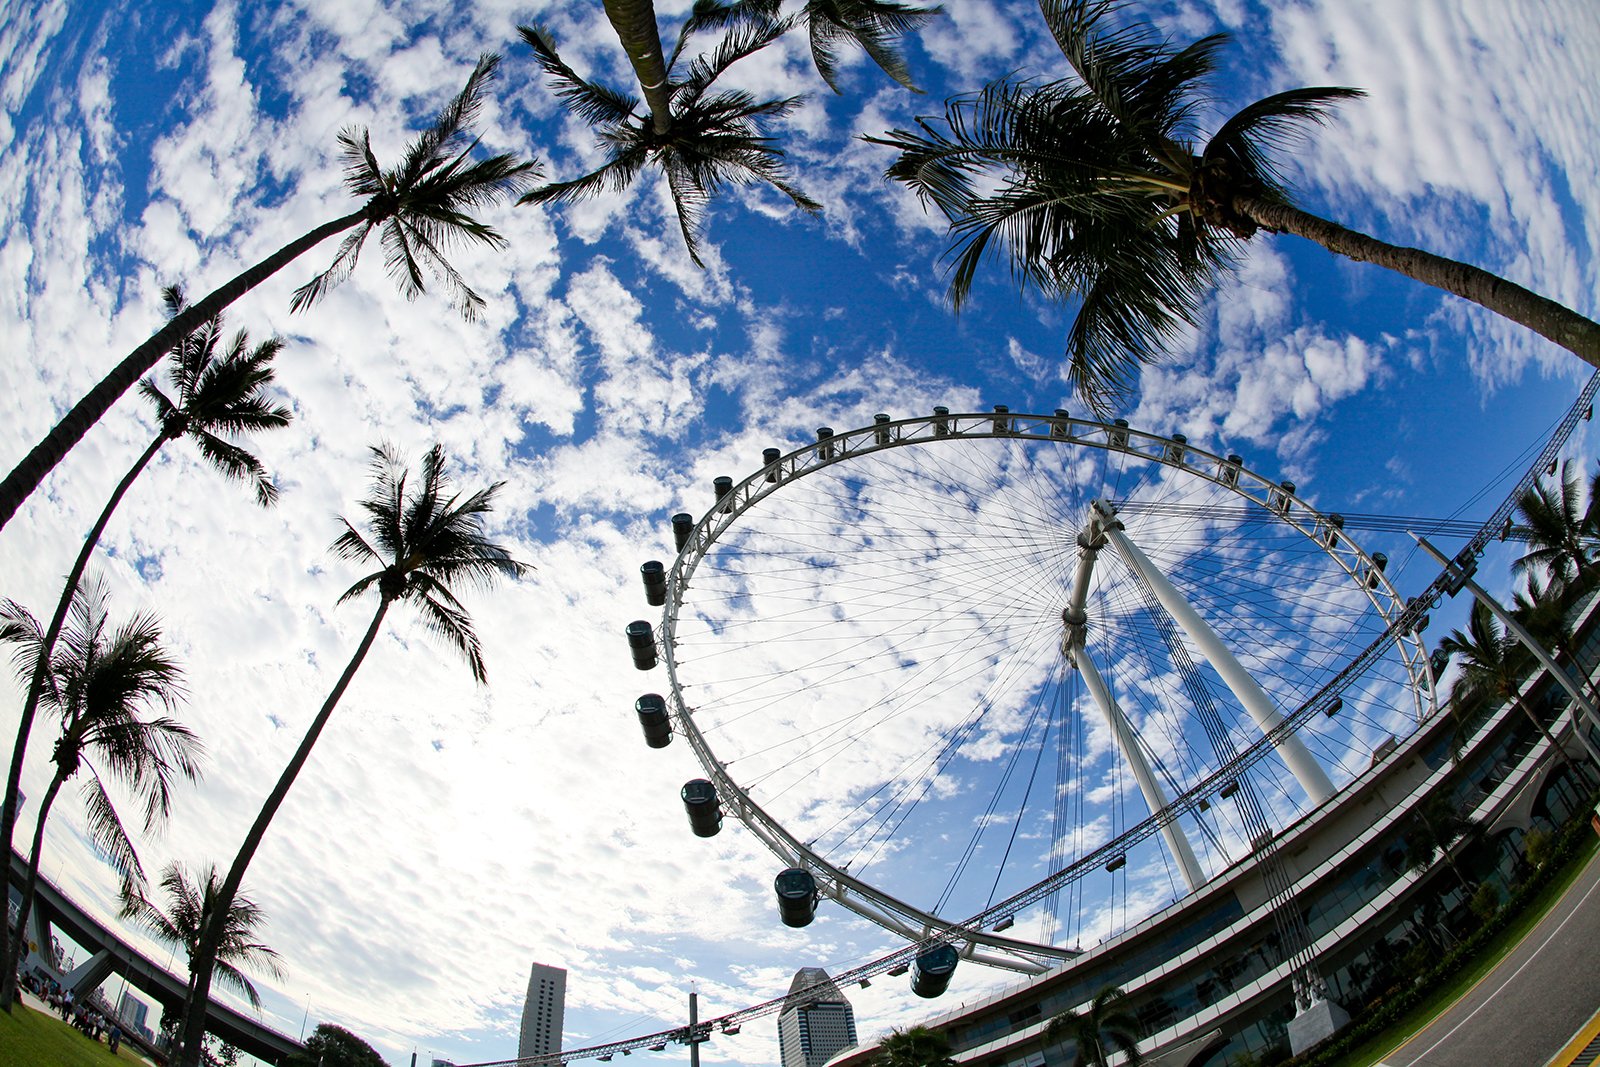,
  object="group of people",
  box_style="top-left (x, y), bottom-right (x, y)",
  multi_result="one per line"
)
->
top-left (18, 970), bottom-right (126, 1052)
